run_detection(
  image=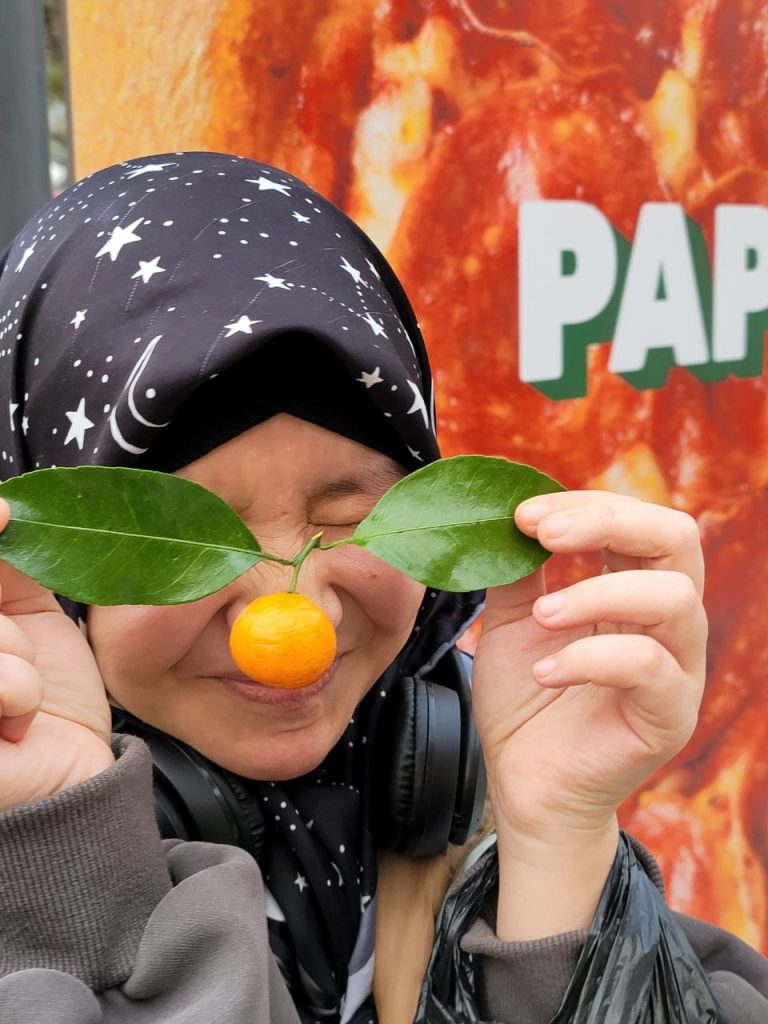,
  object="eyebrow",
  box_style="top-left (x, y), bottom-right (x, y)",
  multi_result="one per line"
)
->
top-left (310, 465), bottom-right (405, 501)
